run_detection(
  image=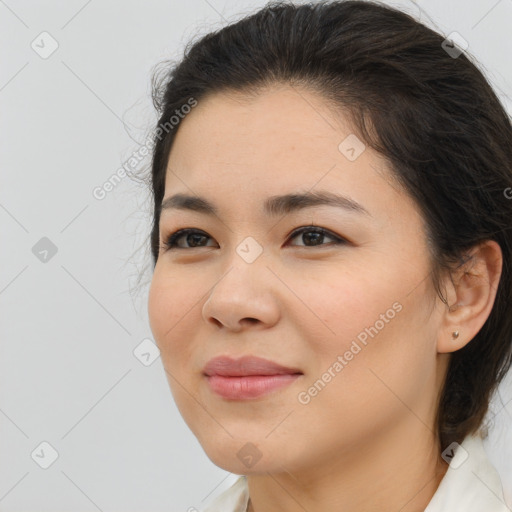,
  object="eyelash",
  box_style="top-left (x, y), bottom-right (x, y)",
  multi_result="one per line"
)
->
top-left (161, 225), bottom-right (348, 252)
